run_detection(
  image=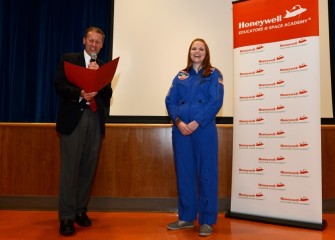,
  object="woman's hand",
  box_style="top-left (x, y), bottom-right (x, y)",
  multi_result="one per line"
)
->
top-left (177, 121), bottom-right (193, 136)
top-left (176, 120), bottom-right (199, 136)
top-left (188, 121), bottom-right (199, 132)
